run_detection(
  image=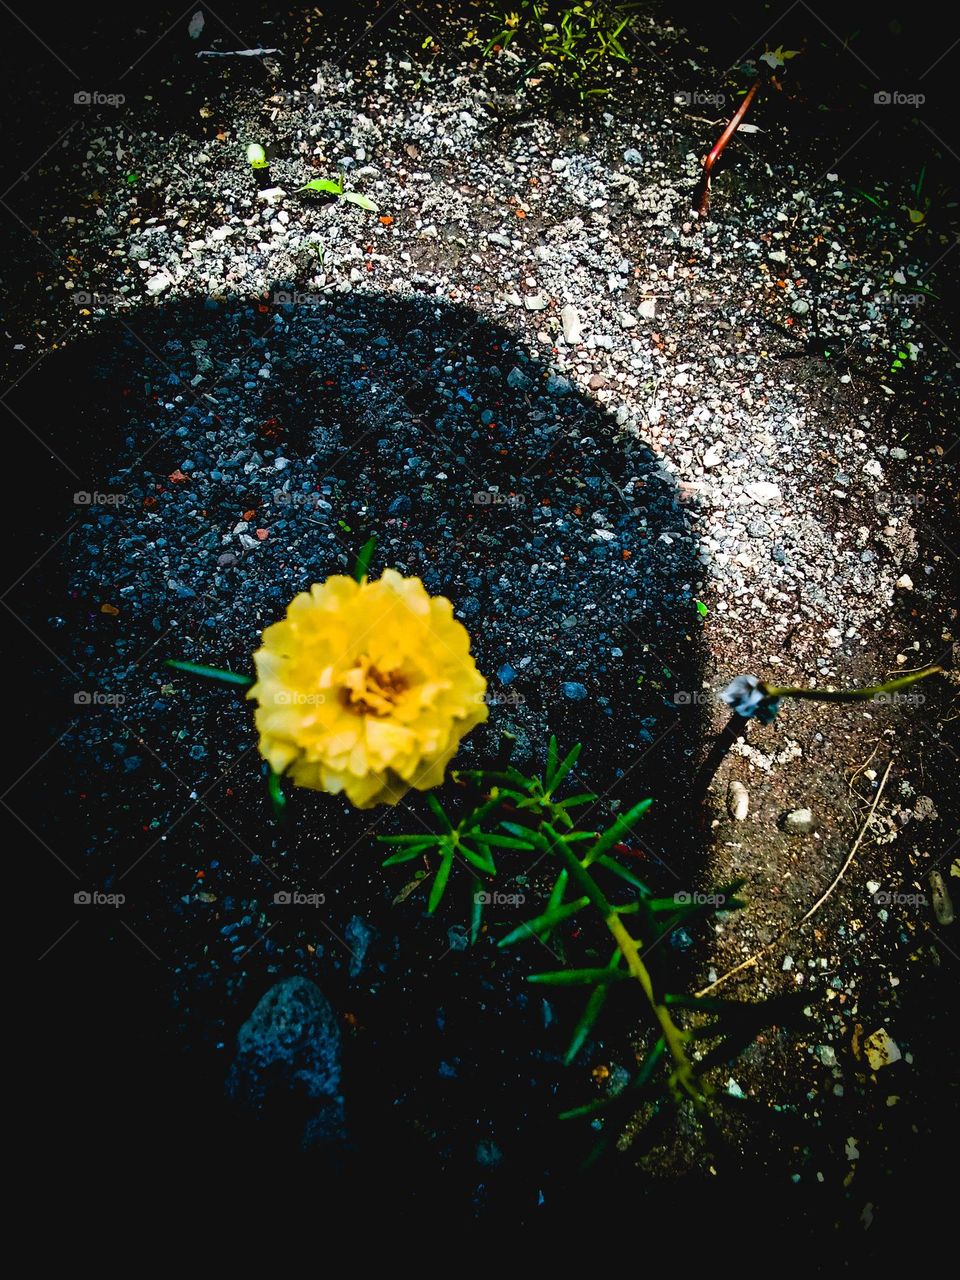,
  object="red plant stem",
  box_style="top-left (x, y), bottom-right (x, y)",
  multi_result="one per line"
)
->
top-left (704, 78), bottom-right (760, 175)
